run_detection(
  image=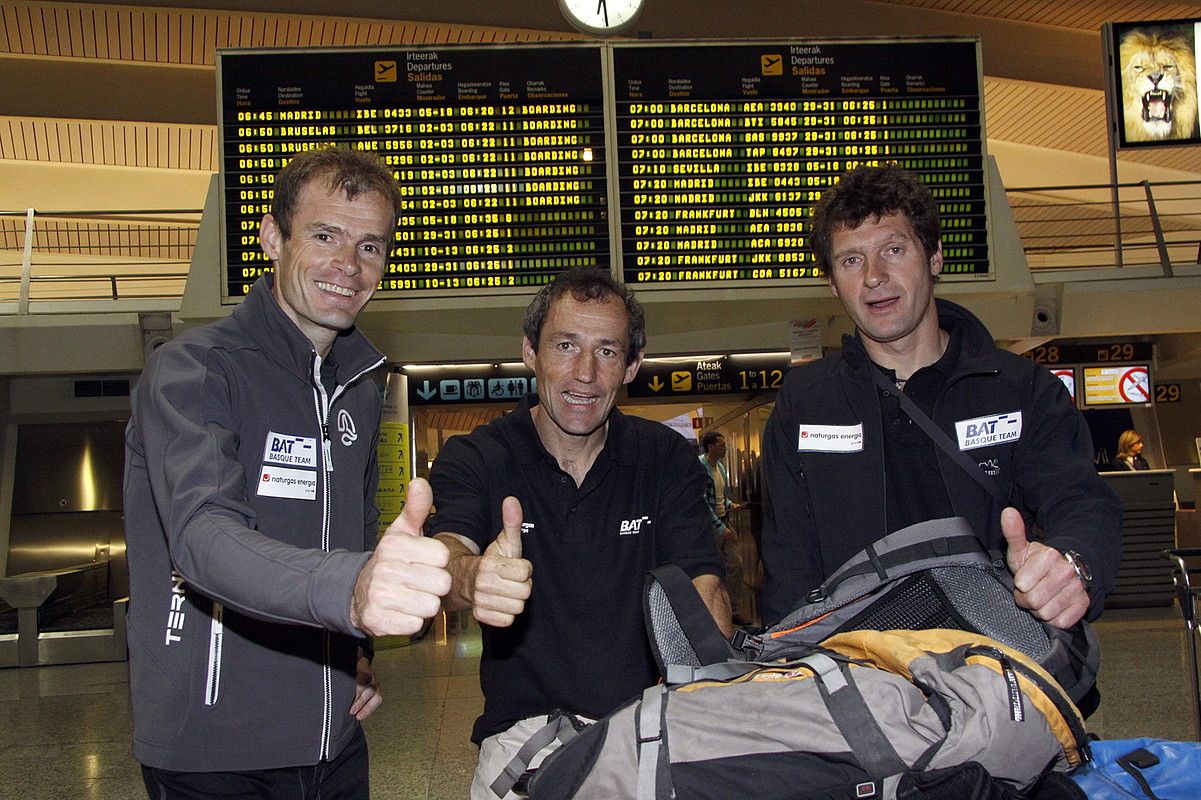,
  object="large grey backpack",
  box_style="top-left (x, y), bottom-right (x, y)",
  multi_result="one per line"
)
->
top-left (647, 516), bottom-right (1099, 707)
top-left (493, 517), bottom-right (1094, 800)
top-left (516, 627), bottom-right (1088, 800)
